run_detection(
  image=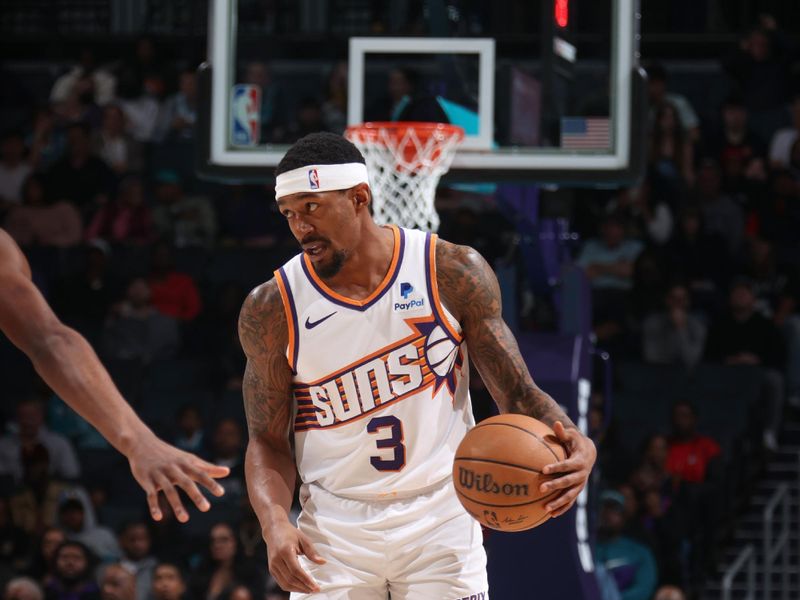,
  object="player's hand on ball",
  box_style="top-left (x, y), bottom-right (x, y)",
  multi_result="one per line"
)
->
top-left (265, 521), bottom-right (326, 594)
top-left (127, 434), bottom-right (230, 523)
top-left (538, 421), bottom-right (597, 518)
